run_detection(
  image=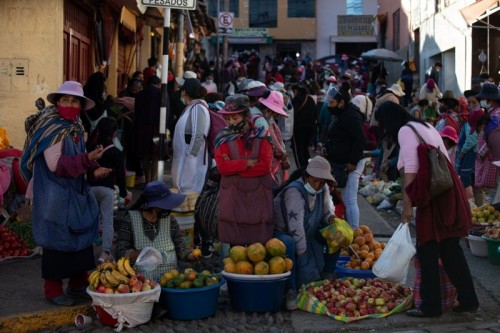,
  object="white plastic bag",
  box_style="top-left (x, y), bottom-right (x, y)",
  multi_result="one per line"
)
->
top-left (372, 223), bottom-right (416, 284)
top-left (134, 246), bottom-right (163, 272)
